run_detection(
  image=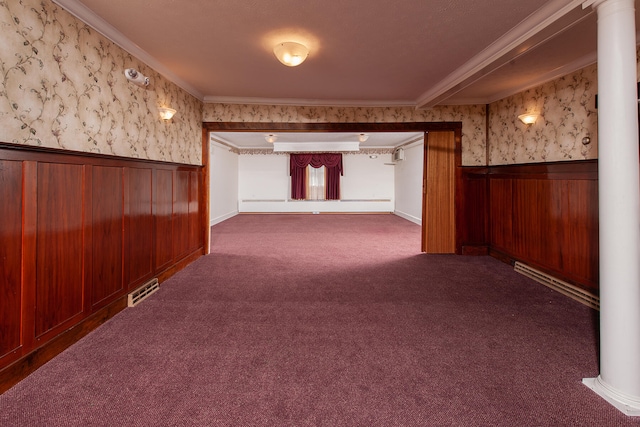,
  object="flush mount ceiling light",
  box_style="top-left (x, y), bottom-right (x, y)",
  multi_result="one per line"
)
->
top-left (358, 133), bottom-right (369, 143)
top-left (265, 134), bottom-right (278, 143)
top-left (518, 113), bottom-right (539, 125)
top-left (273, 42), bottom-right (309, 67)
top-left (159, 107), bottom-right (177, 121)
